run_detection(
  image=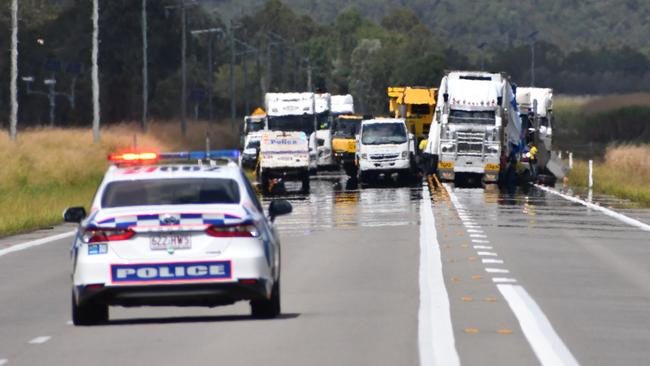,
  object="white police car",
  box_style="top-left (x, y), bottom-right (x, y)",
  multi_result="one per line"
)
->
top-left (64, 150), bottom-right (292, 325)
